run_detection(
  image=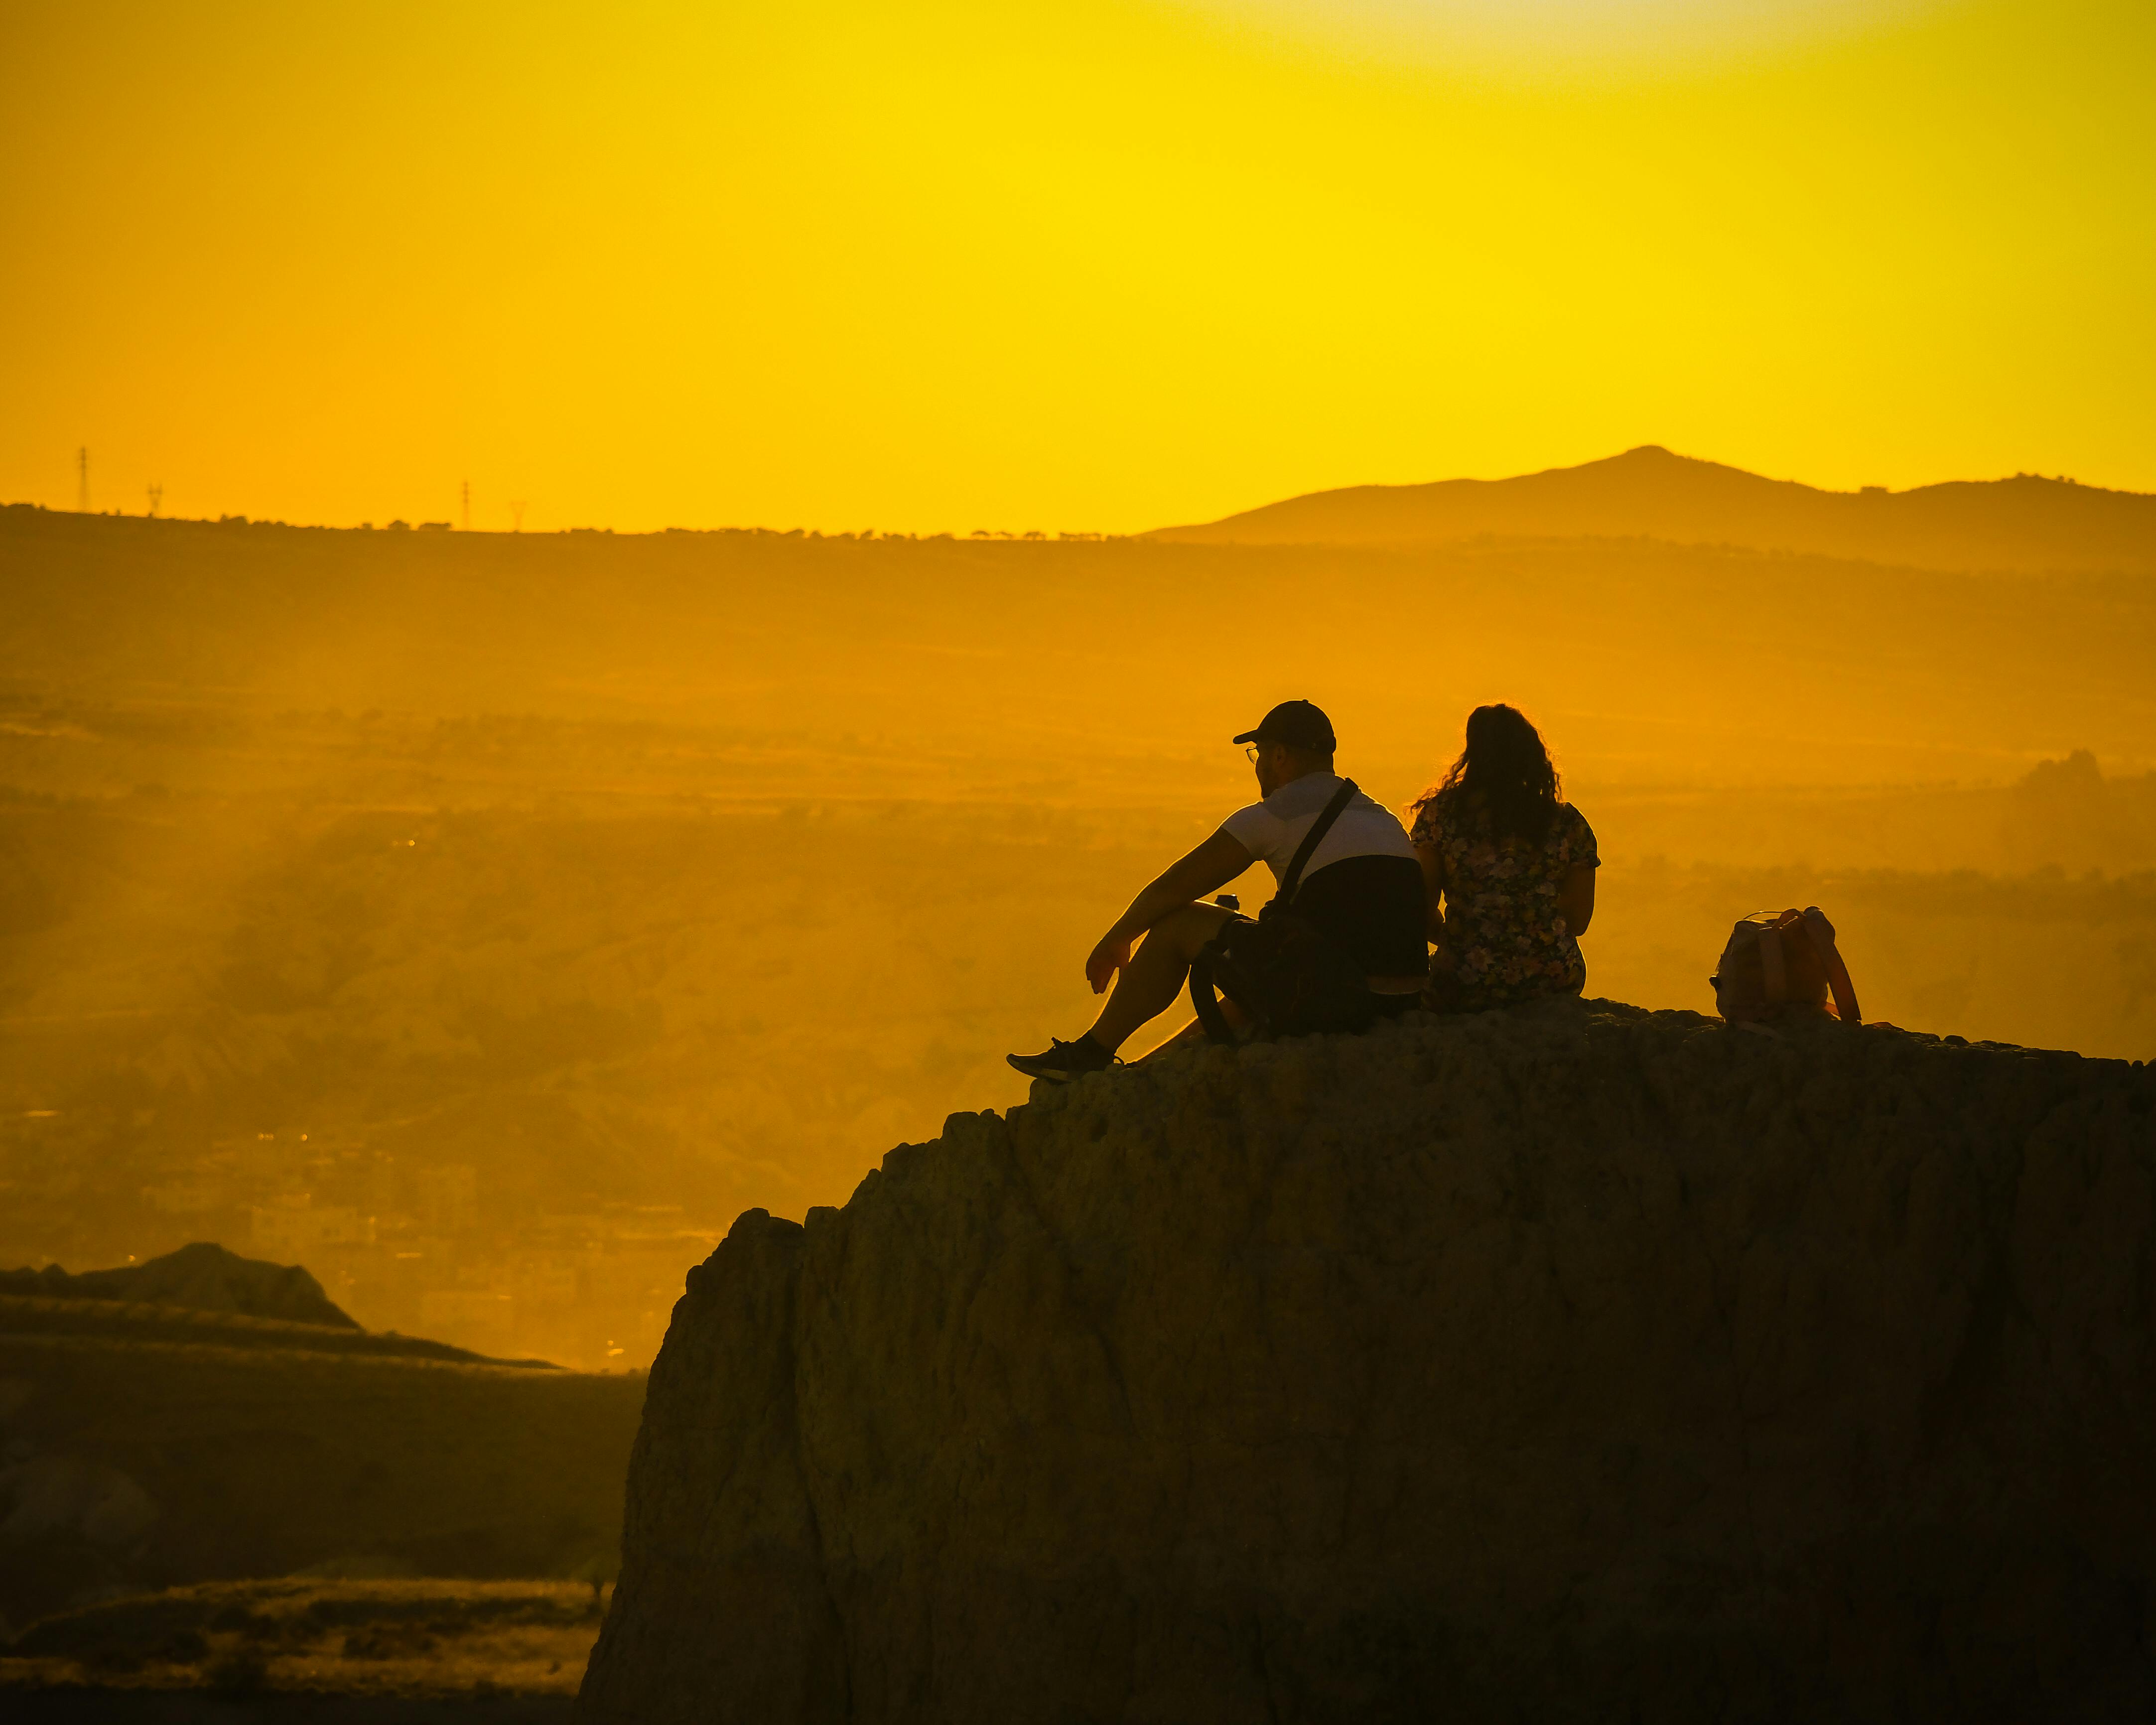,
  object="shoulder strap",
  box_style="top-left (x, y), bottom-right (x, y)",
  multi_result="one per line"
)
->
top-left (1280, 779), bottom-right (1359, 905)
top-left (1798, 906), bottom-right (1862, 1025)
